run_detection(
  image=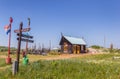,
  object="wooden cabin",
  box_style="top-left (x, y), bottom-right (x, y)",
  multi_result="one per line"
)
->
top-left (59, 35), bottom-right (86, 54)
